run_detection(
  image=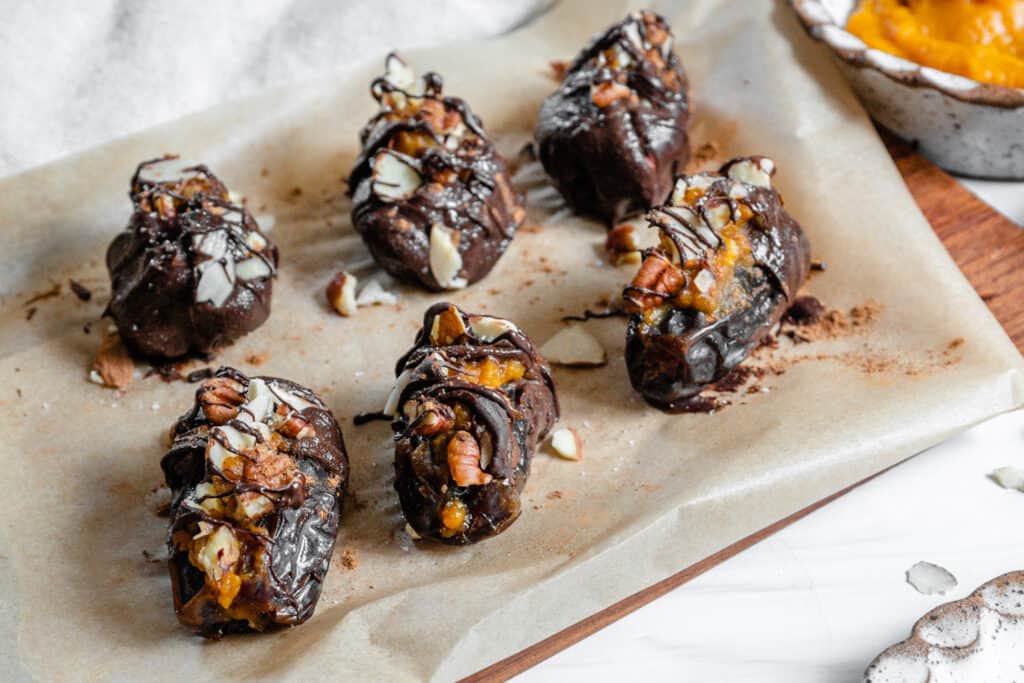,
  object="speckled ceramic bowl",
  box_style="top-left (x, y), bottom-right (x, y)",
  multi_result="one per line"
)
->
top-left (790, 0), bottom-right (1024, 179)
top-left (864, 571), bottom-right (1024, 682)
